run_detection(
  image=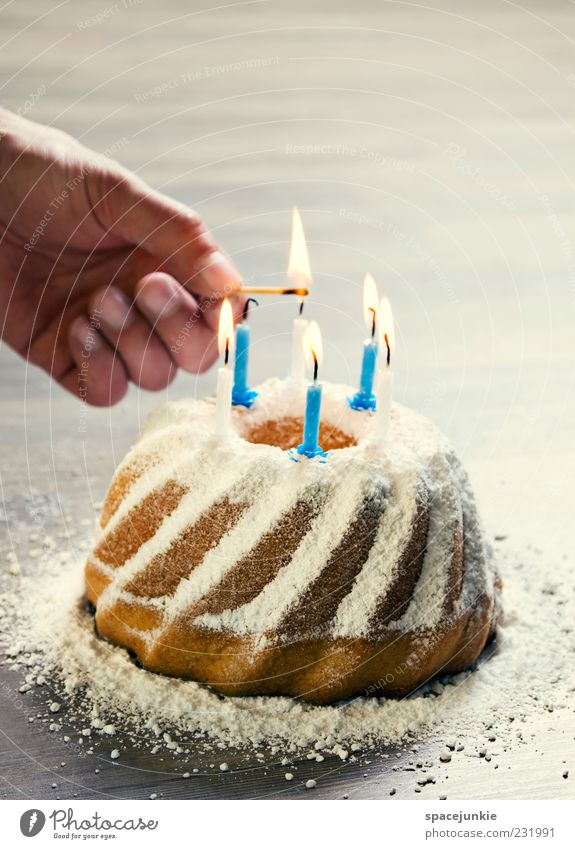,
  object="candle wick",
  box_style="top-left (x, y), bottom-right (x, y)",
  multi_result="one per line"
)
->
top-left (299, 299), bottom-right (305, 317)
top-left (243, 297), bottom-right (259, 322)
top-left (313, 352), bottom-right (319, 383)
top-left (224, 337), bottom-right (230, 366)
top-left (369, 307), bottom-right (376, 339)
top-left (385, 334), bottom-right (391, 367)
